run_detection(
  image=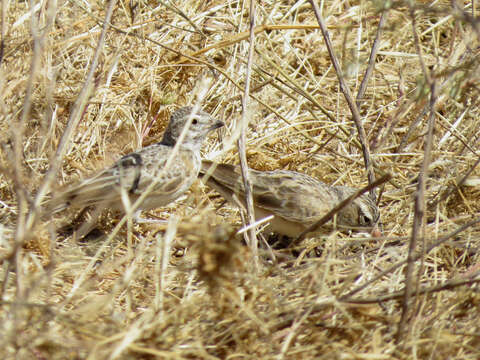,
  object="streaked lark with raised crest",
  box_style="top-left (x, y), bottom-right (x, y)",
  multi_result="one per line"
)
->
top-left (45, 107), bottom-right (224, 218)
